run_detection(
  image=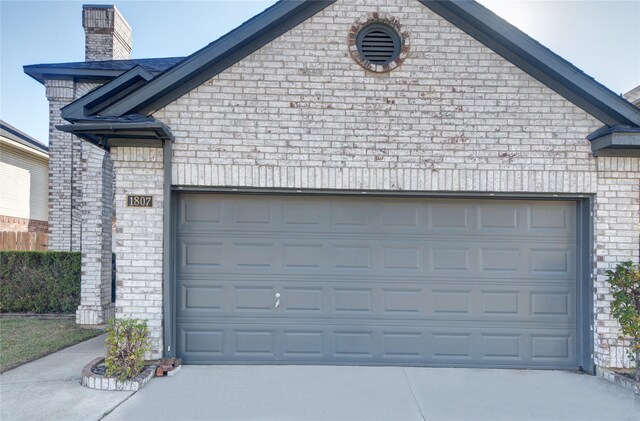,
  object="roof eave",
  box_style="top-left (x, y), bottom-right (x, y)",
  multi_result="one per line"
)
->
top-left (589, 131), bottom-right (640, 157)
top-left (23, 66), bottom-right (127, 85)
top-left (0, 120), bottom-right (48, 153)
top-left (57, 120), bottom-right (174, 150)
